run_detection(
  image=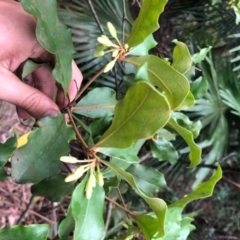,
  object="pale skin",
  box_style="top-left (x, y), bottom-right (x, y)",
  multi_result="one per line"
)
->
top-left (0, 0), bottom-right (83, 119)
